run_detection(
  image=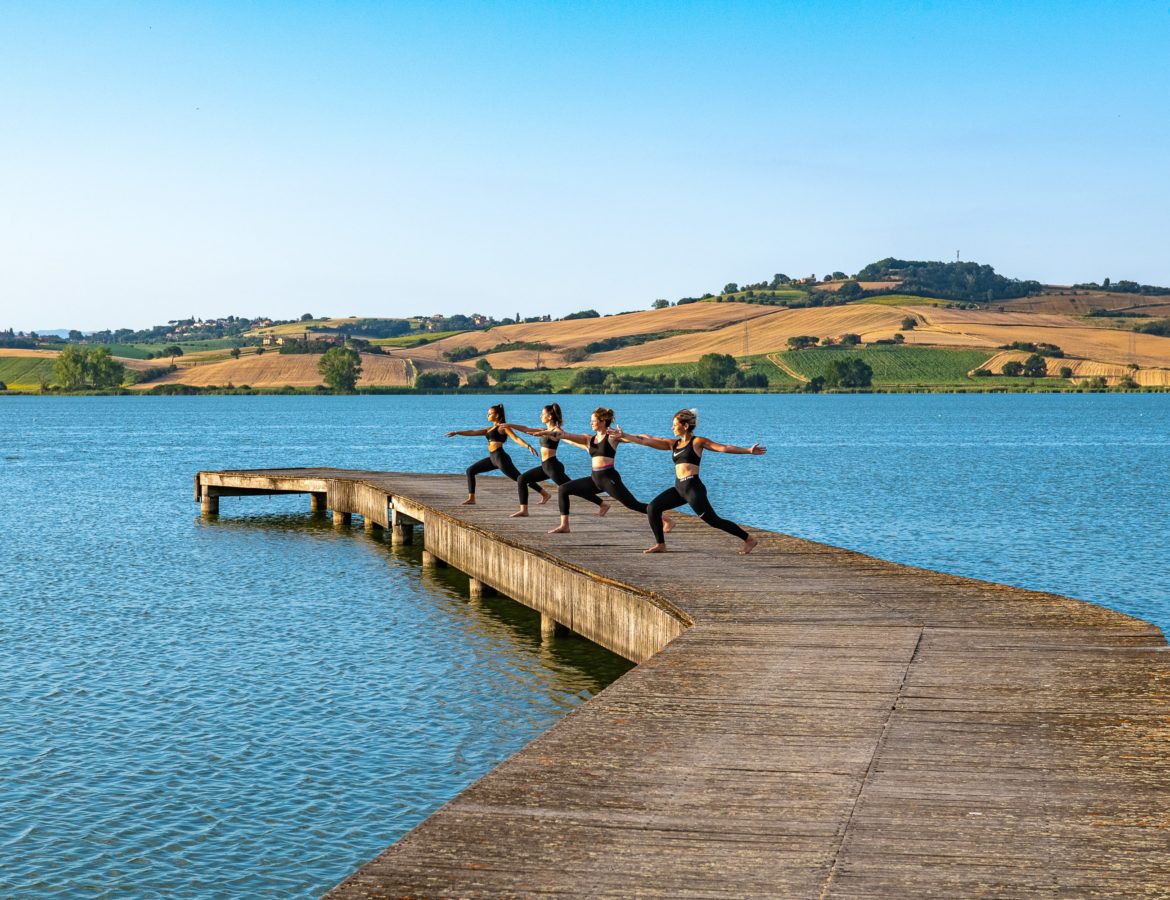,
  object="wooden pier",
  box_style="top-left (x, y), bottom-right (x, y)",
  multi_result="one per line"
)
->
top-left (195, 468), bottom-right (1170, 897)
